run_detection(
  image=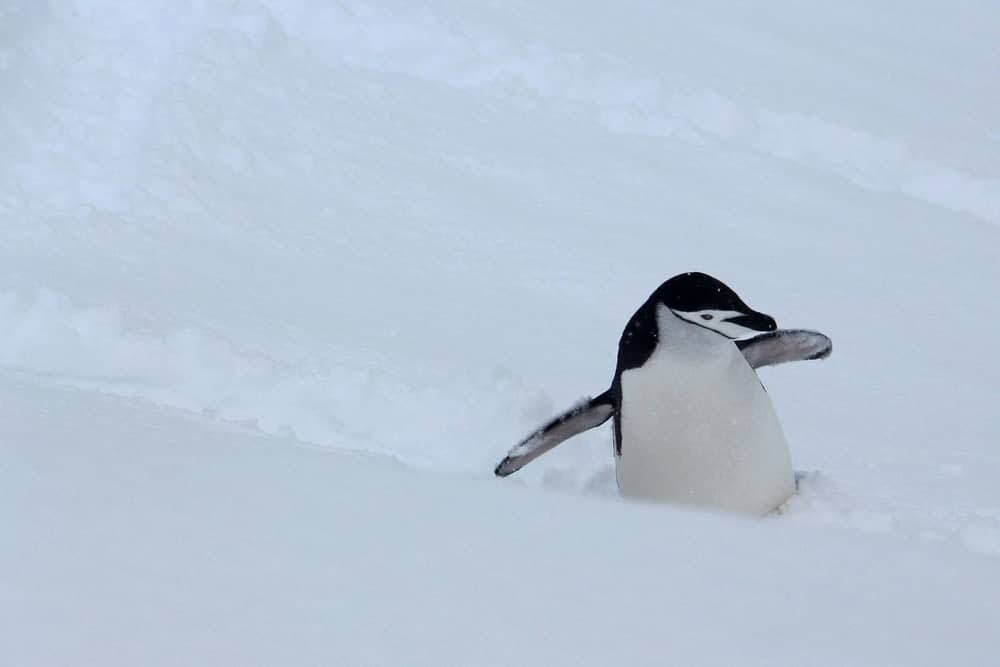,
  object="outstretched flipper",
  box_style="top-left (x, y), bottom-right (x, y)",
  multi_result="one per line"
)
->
top-left (737, 329), bottom-right (832, 369)
top-left (494, 390), bottom-right (614, 477)
top-left (495, 330), bottom-right (831, 478)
